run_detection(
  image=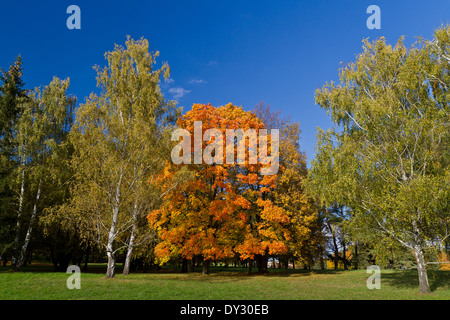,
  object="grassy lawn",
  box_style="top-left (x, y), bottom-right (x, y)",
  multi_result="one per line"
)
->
top-left (0, 264), bottom-right (448, 300)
